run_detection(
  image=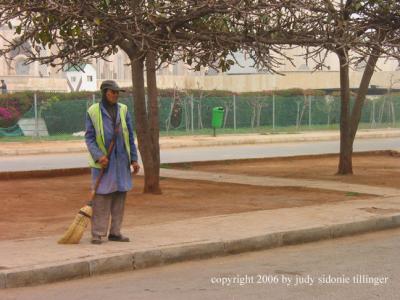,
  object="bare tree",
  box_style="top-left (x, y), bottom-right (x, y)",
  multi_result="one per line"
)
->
top-left (245, 97), bottom-right (268, 128)
top-left (297, 95), bottom-right (309, 128)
